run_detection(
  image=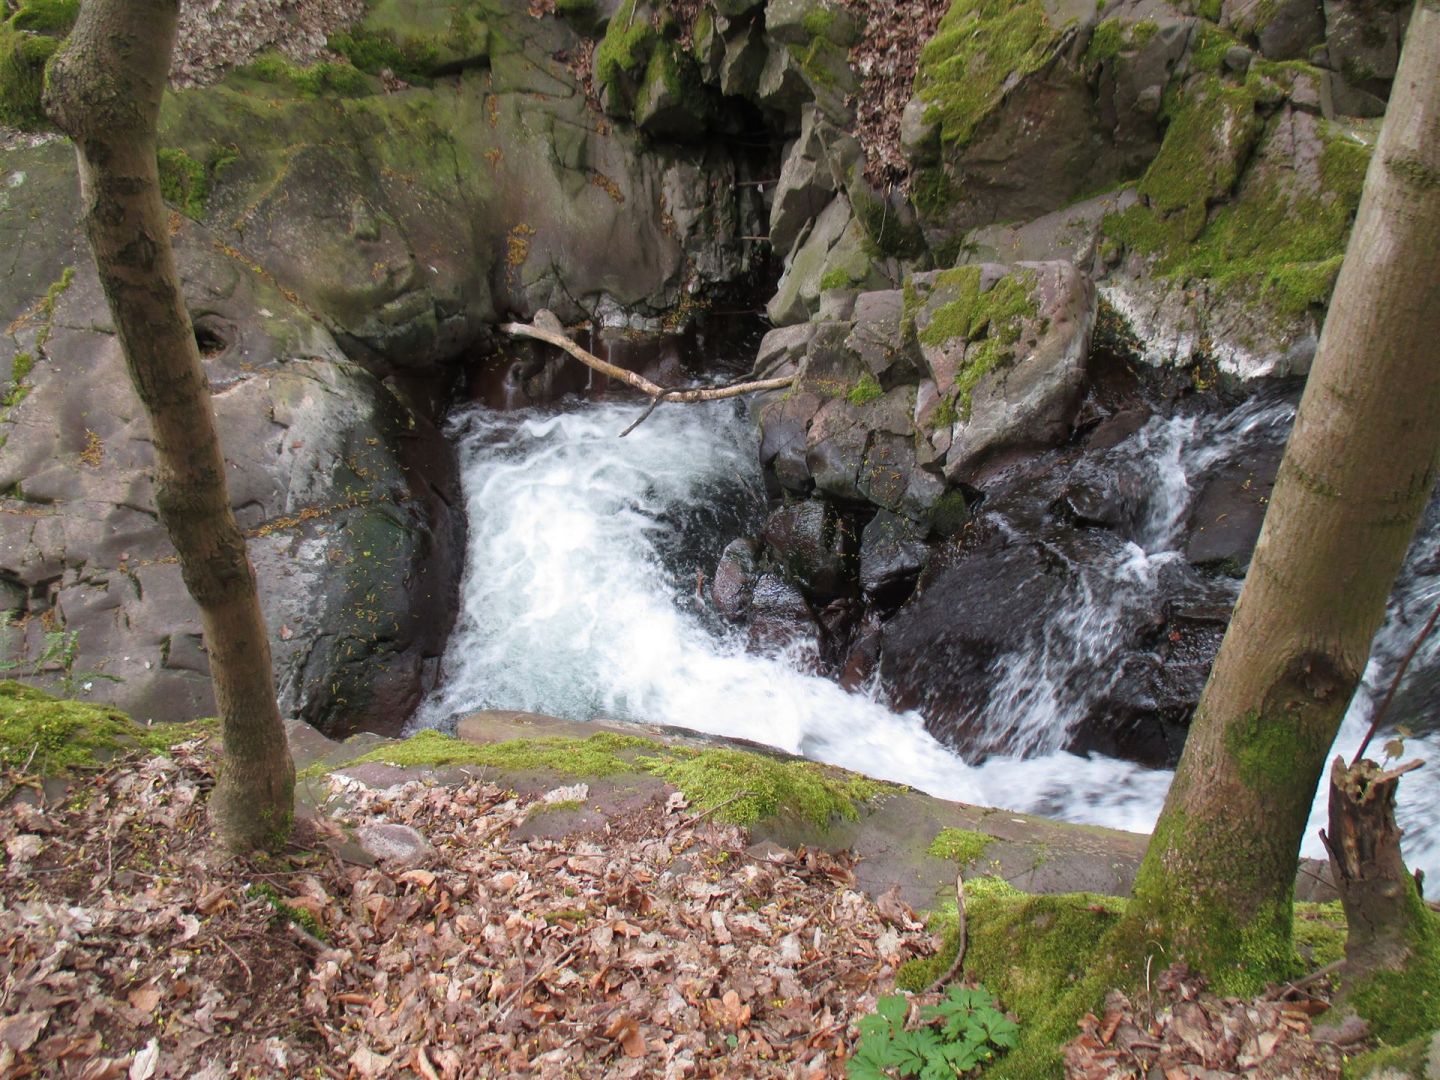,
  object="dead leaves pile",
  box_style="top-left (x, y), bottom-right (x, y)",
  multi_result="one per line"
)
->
top-left (170, 0), bottom-right (366, 88)
top-left (1, 745), bottom-right (932, 1078)
top-left (843, 0), bottom-right (950, 190)
top-left (1065, 965), bottom-right (1342, 1080)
